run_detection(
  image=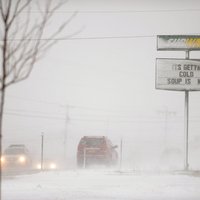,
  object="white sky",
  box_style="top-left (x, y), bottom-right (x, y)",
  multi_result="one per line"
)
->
top-left (2, 0), bottom-right (200, 169)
